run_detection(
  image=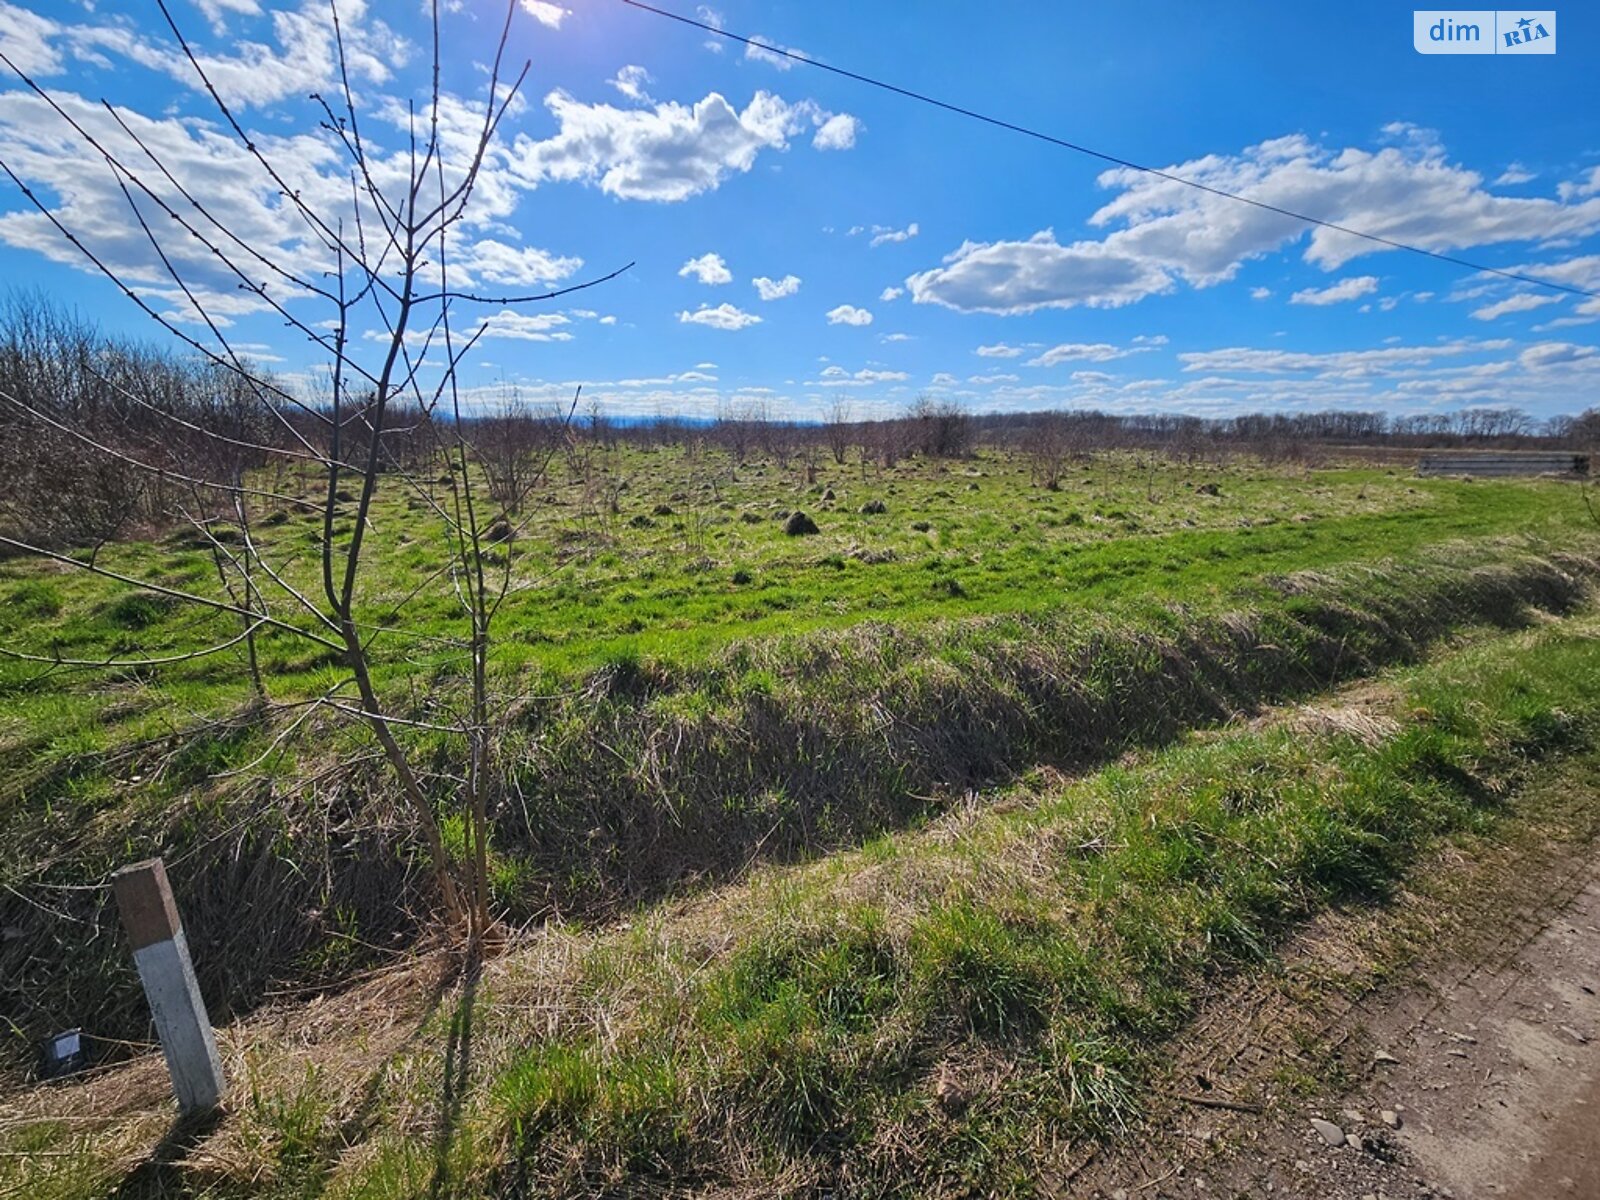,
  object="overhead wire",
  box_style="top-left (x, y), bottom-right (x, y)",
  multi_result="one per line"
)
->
top-left (616, 0), bottom-right (1600, 302)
